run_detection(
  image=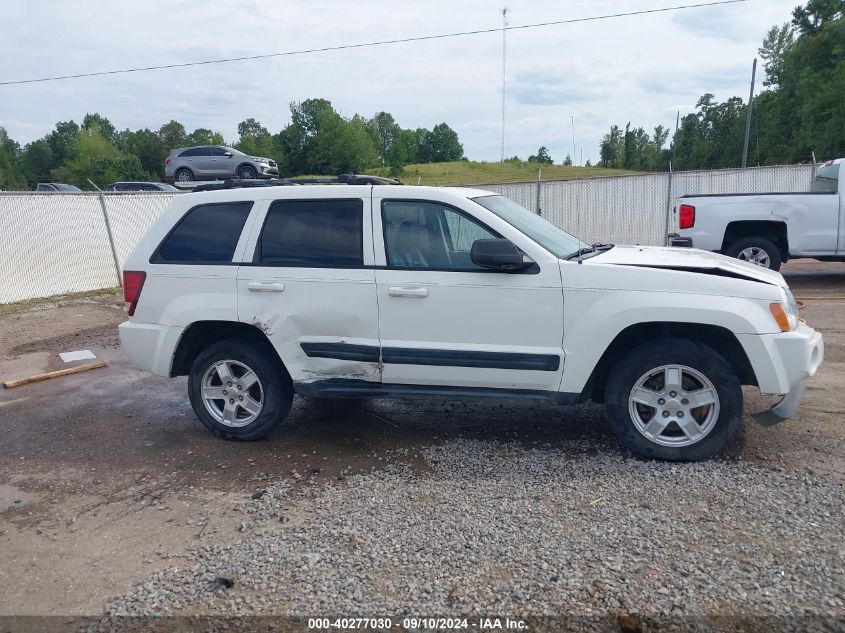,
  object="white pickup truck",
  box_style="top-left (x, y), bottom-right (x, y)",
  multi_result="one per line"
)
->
top-left (118, 182), bottom-right (823, 462)
top-left (669, 159), bottom-right (844, 270)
